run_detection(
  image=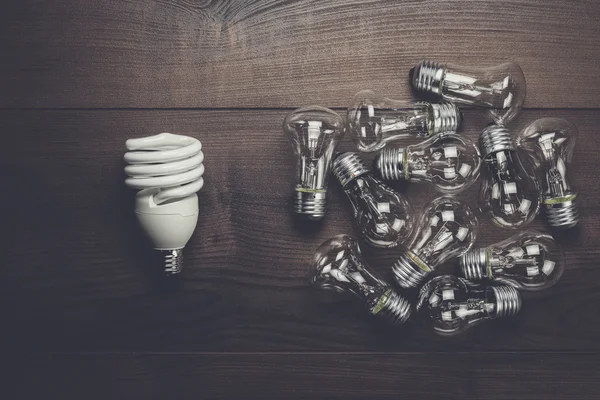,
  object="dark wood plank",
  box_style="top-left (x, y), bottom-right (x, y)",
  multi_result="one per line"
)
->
top-left (2, 108), bottom-right (599, 352)
top-left (1, 0), bottom-right (600, 108)
top-left (6, 352), bottom-right (600, 399)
